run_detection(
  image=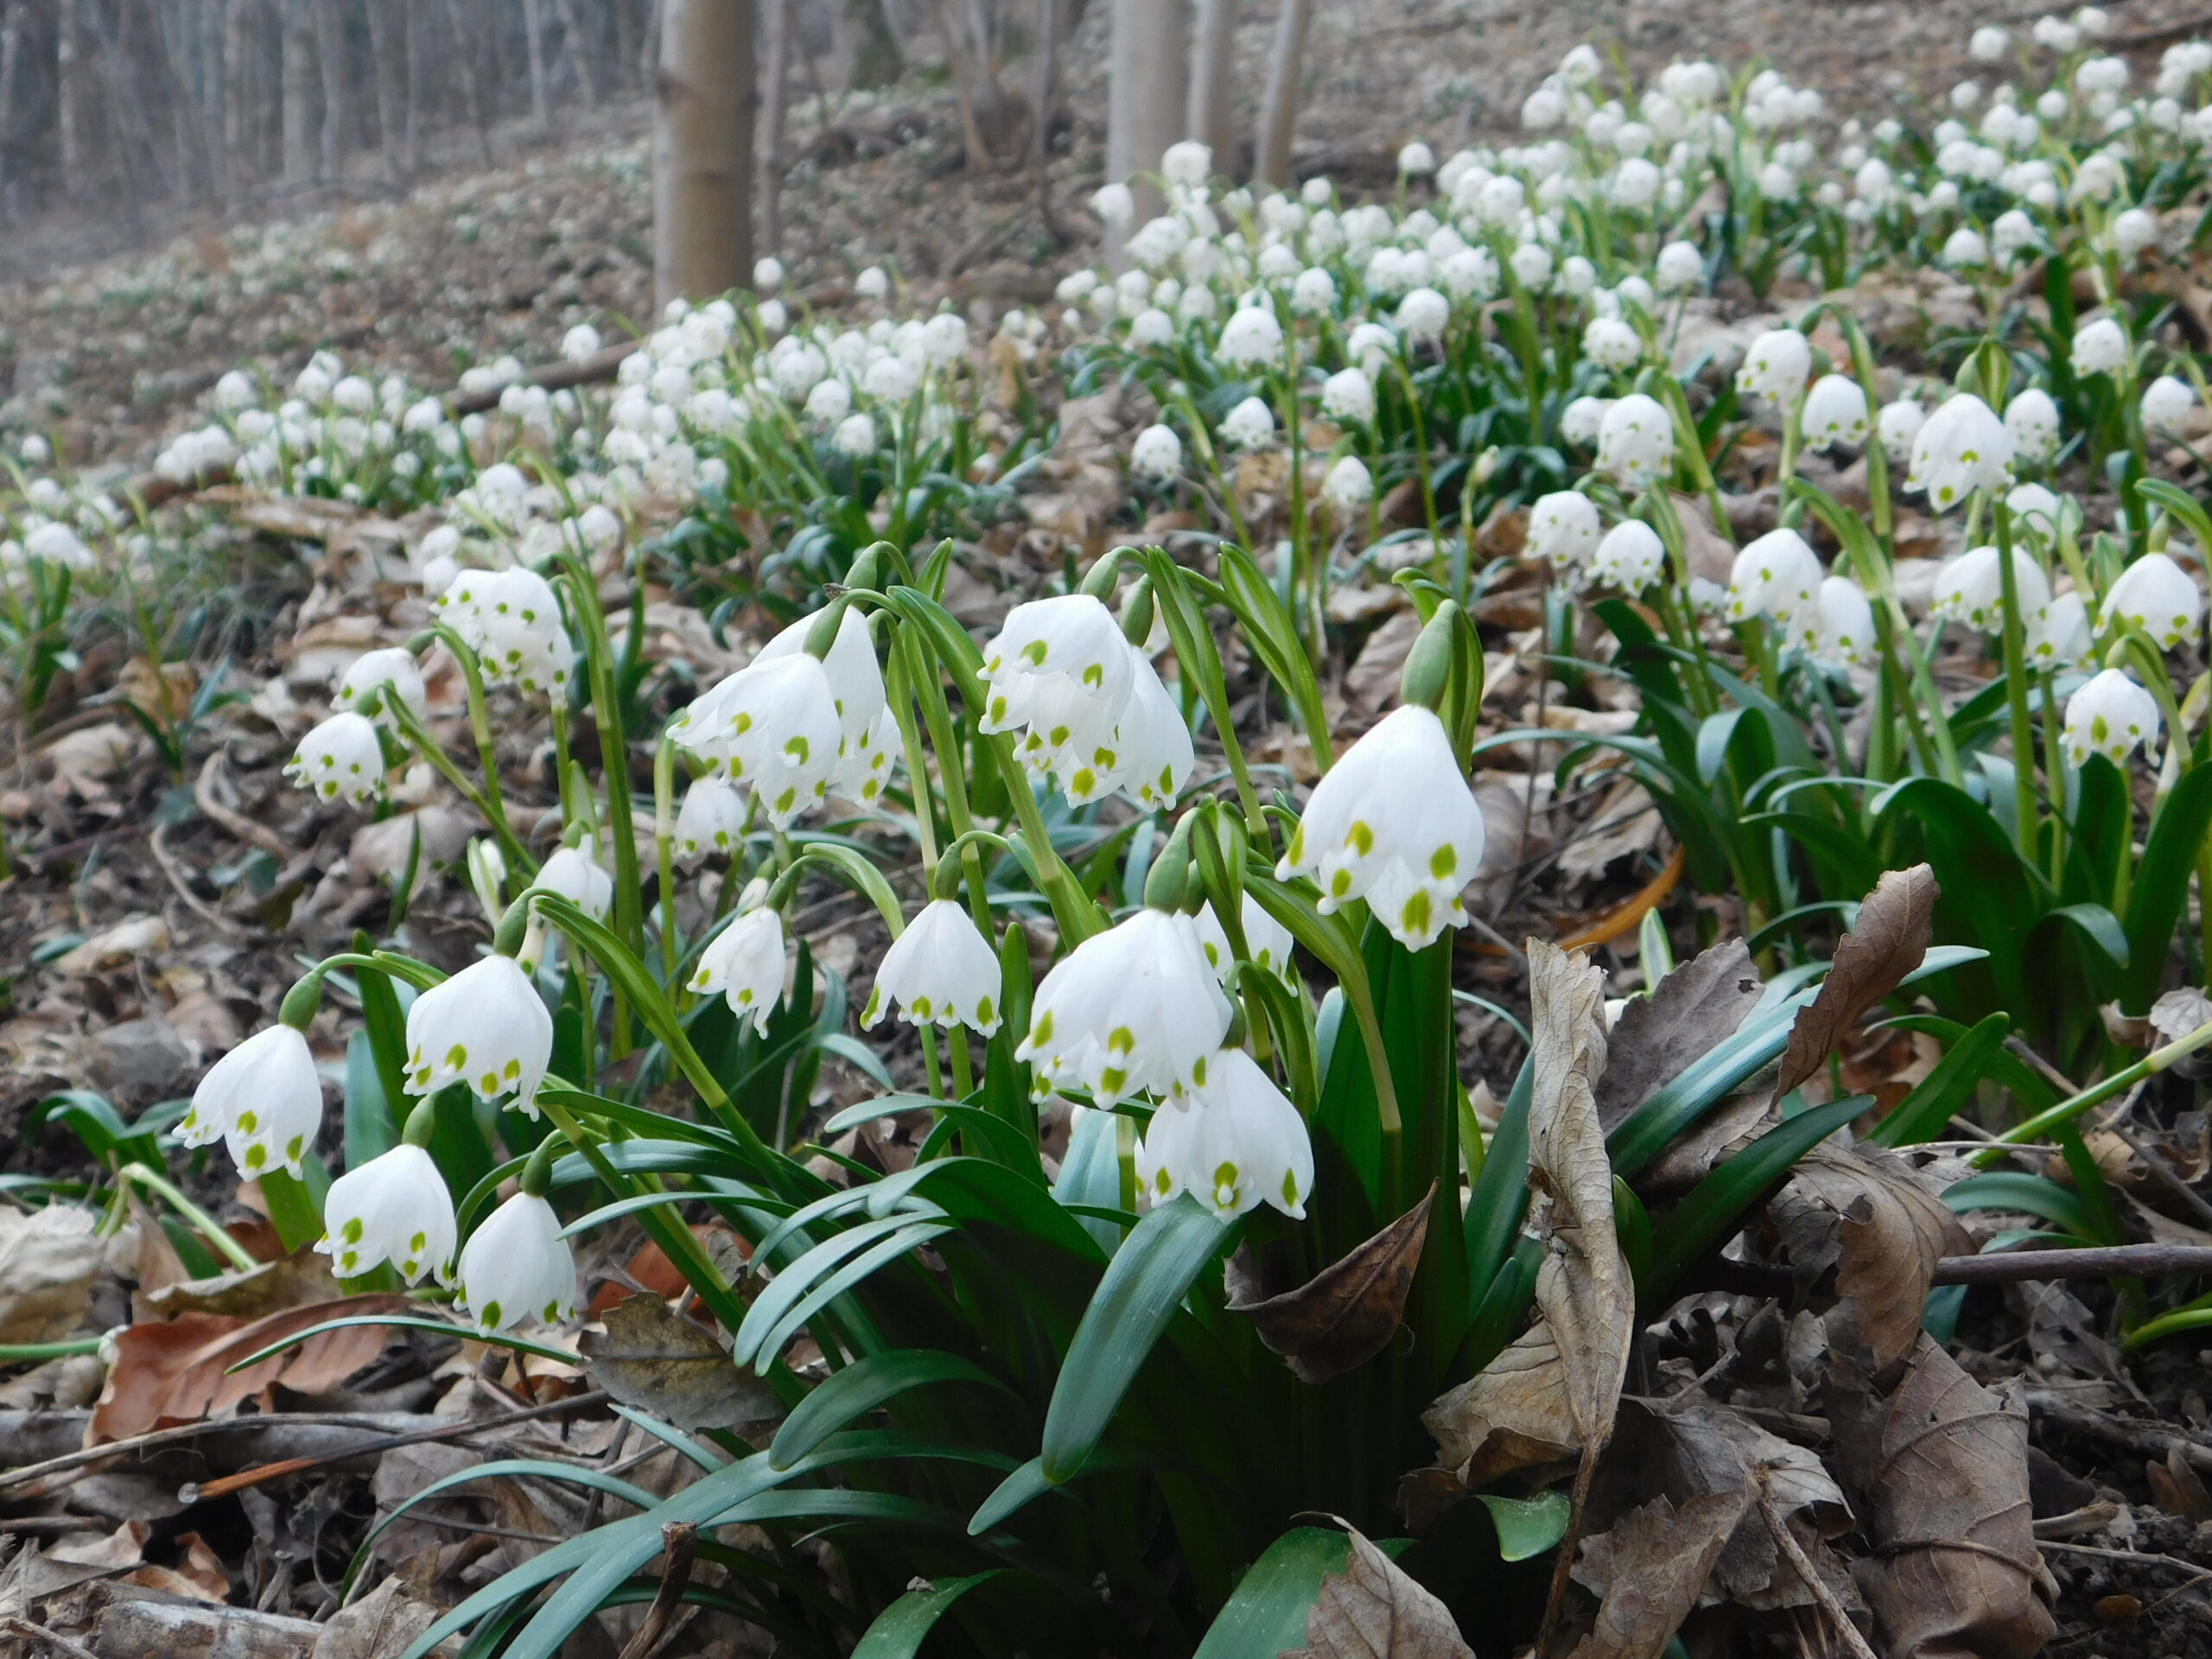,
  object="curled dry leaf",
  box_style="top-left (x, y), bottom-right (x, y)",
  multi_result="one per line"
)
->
top-left (1283, 1523), bottom-right (1474, 1659)
top-left (1569, 1492), bottom-right (1751, 1659)
top-left (578, 1292), bottom-right (781, 1430)
top-left (1824, 1334), bottom-right (2057, 1659)
top-left (0, 1203), bottom-right (105, 1345)
top-left (1423, 943), bottom-right (1628, 1482)
top-left (1772, 865), bottom-right (1937, 1108)
top-left (1772, 1144), bottom-right (1970, 1379)
top-left (1592, 938), bottom-right (1762, 1132)
top-left (1229, 1183), bottom-right (1434, 1385)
